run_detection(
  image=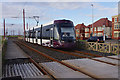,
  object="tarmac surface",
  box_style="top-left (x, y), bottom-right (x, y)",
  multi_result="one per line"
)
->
top-left (5, 40), bottom-right (27, 60)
